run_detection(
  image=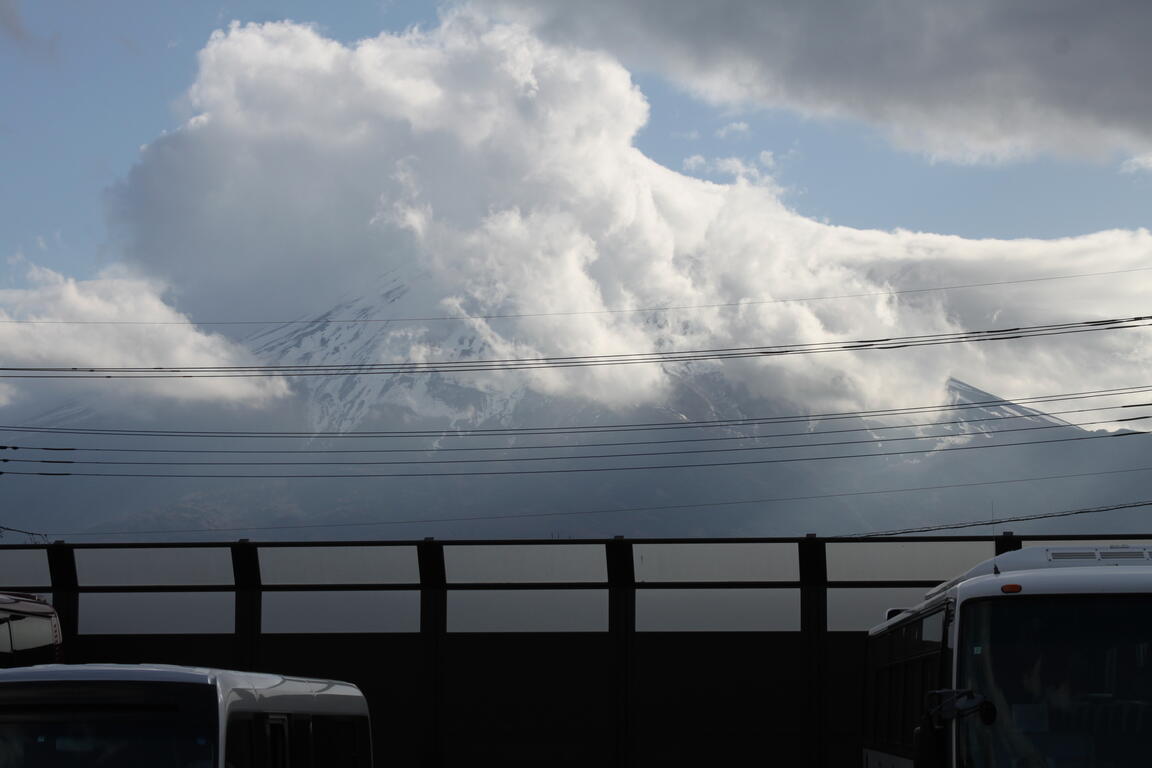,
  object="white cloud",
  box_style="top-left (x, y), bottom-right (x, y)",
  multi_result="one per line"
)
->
top-left (1121, 155), bottom-right (1152, 173)
top-left (483, 0), bottom-right (1152, 166)
top-left (682, 154), bottom-right (706, 171)
top-left (0, 263), bottom-right (289, 407)
top-left (86, 12), bottom-right (1152, 422)
top-left (715, 120), bottom-right (749, 139)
